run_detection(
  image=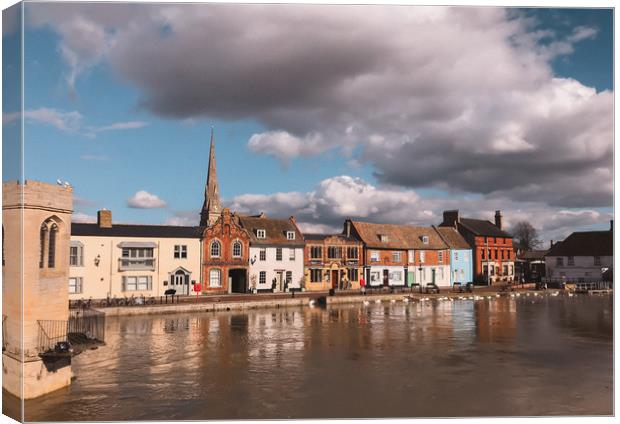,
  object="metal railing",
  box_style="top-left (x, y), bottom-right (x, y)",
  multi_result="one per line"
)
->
top-left (37, 308), bottom-right (105, 353)
top-left (118, 257), bottom-right (156, 271)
